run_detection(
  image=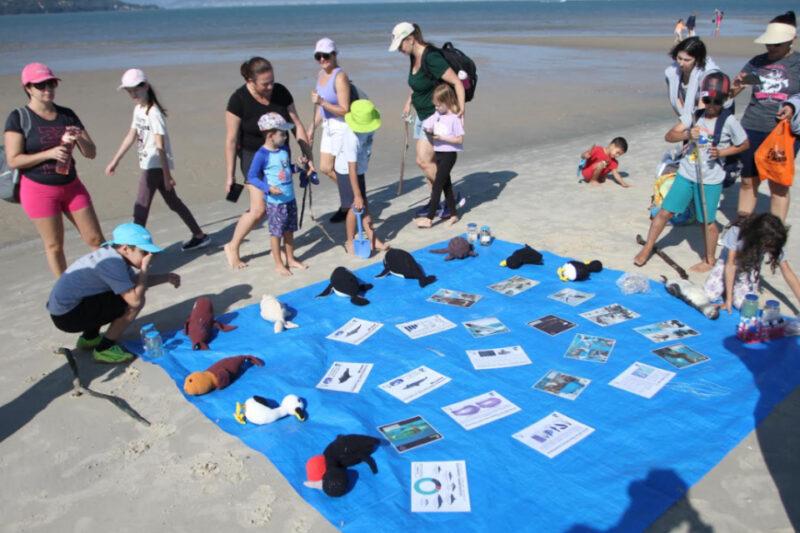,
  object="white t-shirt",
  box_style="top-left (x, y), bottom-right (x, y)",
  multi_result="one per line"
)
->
top-left (131, 104), bottom-right (174, 170)
top-left (678, 113), bottom-right (747, 185)
top-left (334, 128), bottom-right (373, 175)
top-left (719, 225), bottom-right (785, 263)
